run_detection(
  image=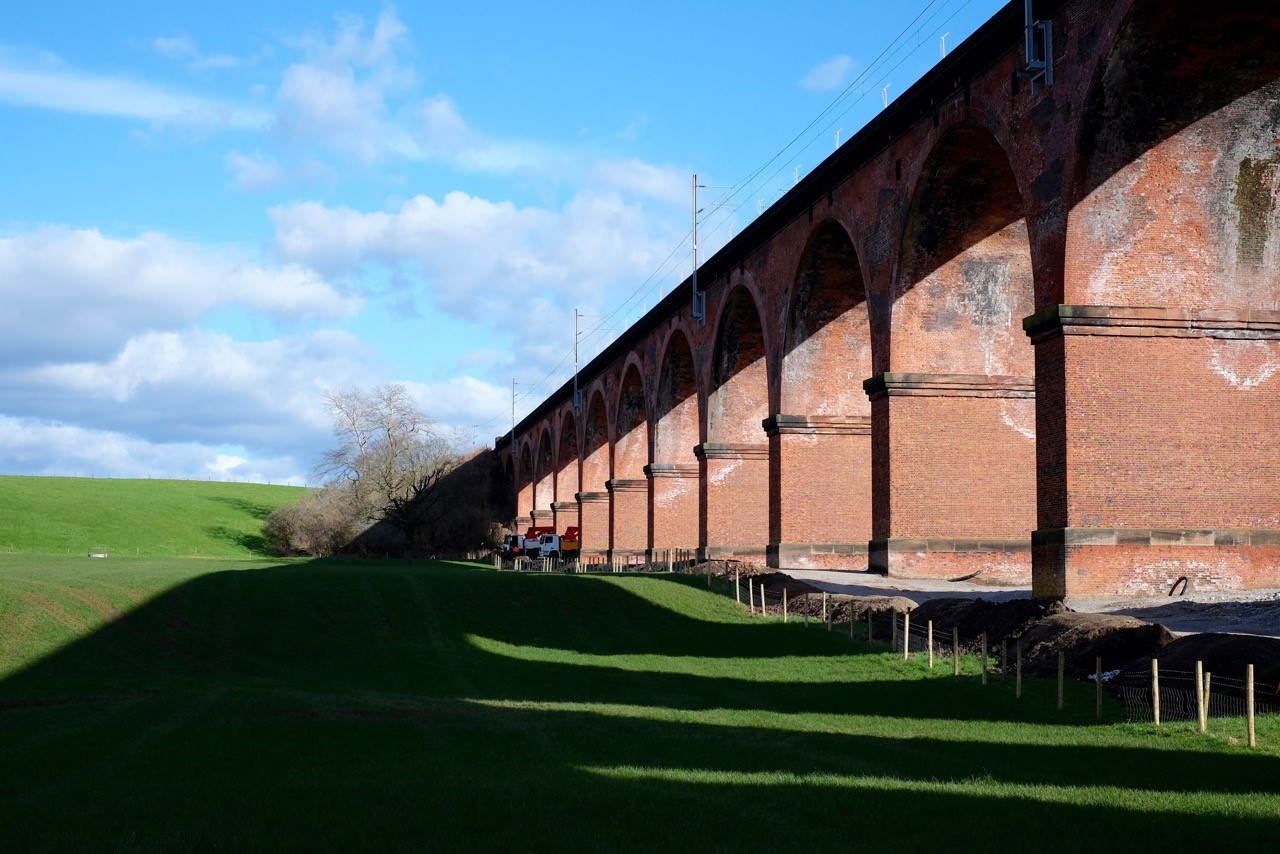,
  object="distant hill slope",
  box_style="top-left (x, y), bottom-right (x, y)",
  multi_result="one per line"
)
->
top-left (0, 476), bottom-right (307, 558)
